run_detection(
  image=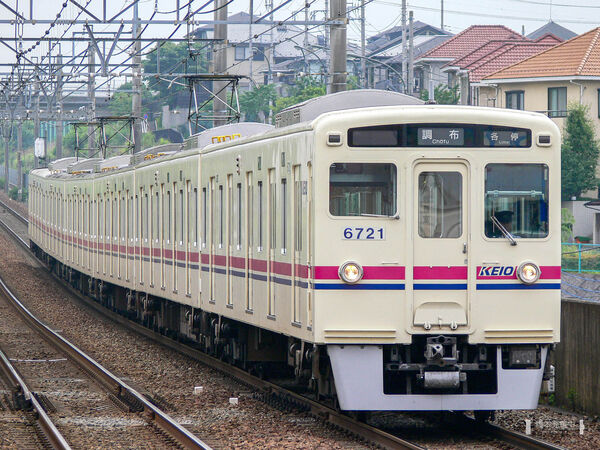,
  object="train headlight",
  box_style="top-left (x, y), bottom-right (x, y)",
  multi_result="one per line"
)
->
top-left (339, 261), bottom-right (363, 284)
top-left (517, 262), bottom-right (541, 285)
